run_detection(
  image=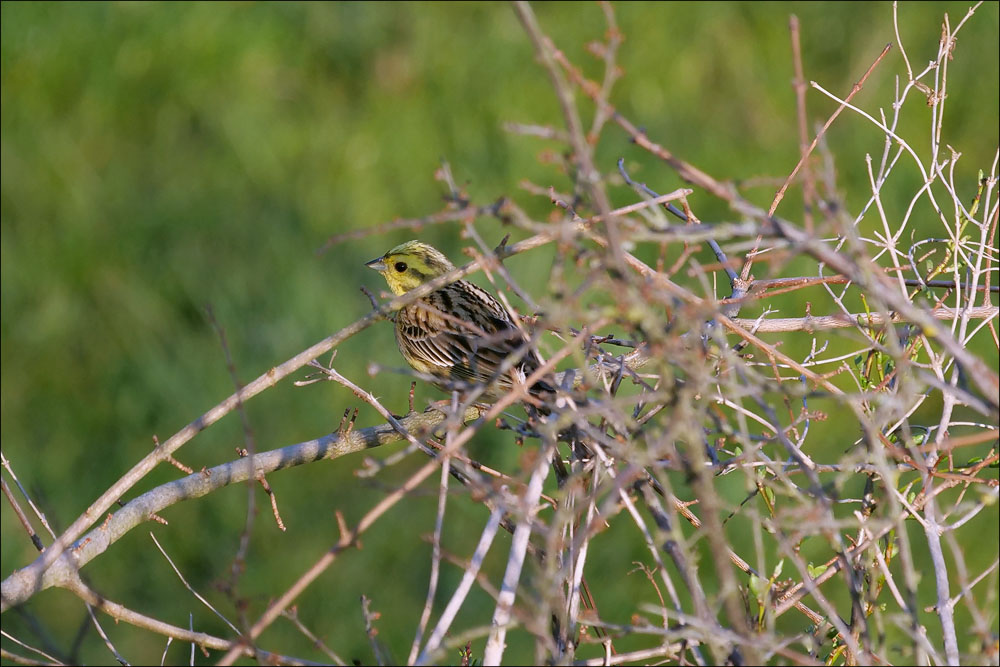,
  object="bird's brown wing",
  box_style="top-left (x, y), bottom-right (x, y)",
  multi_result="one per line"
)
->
top-left (395, 281), bottom-right (540, 392)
